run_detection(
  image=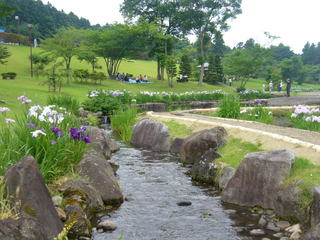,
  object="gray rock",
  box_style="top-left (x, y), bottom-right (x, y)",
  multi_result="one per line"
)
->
top-left (104, 131), bottom-right (120, 153)
top-left (77, 153), bottom-right (123, 205)
top-left (87, 126), bottom-right (112, 159)
top-left (0, 216), bottom-right (47, 240)
top-left (4, 156), bottom-right (63, 239)
top-left (52, 195), bottom-right (63, 206)
top-left (125, 194), bottom-right (134, 202)
top-left (97, 220), bottom-right (117, 232)
top-left (258, 216), bottom-right (267, 227)
top-left (301, 223), bottom-right (320, 240)
top-left (290, 231), bottom-right (301, 240)
top-left (190, 149), bottom-right (221, 183)
top-left (250, 229), bottom-right (265, 236)
top-left (180, 127), bottom-right (227, 164)
top-left (273, 233), bottom-right (284, 238)
top-left (177, 201), bottom-right (192, 206)
top-left (311, 186), bottom-right (320, 227)
top-left (65, 205), bottom-right (91, 239)
top-left (280, 238), bottom-right (289, 240)
top-left (218, 167), bottom-right (236, 189)
top-left (222, 149), bottom-right (295, 209)
top-left (131, 119), bottom-right (171, 152)
top-left (267, 222), bottom-right (281, 232)
top-left (170, 138), bottom-right (185, 154)
top-left (62, 178), bottom-right (104, 216)
top-left (276, 221), bottom-right (291, 230)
